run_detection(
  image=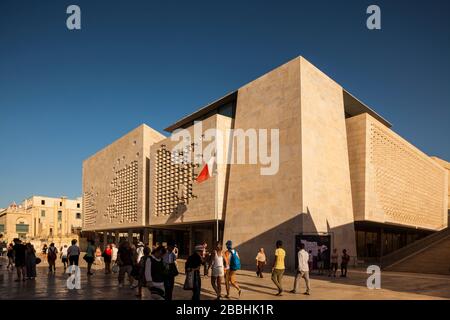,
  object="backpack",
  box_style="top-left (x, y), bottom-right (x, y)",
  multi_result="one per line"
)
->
top-left (229, 249), bottom-right (241, 271)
